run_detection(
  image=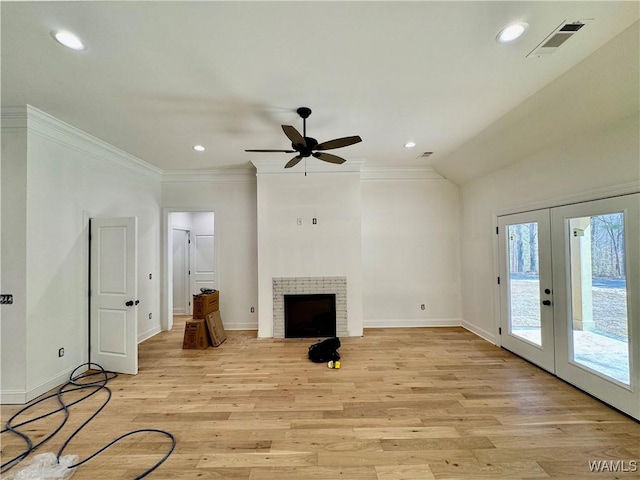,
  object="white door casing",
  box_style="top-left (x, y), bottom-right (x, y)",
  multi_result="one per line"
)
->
top-left (172, 228), bottom-right (190, 314)
top-left (90, 217), bottom-right (138, 375)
